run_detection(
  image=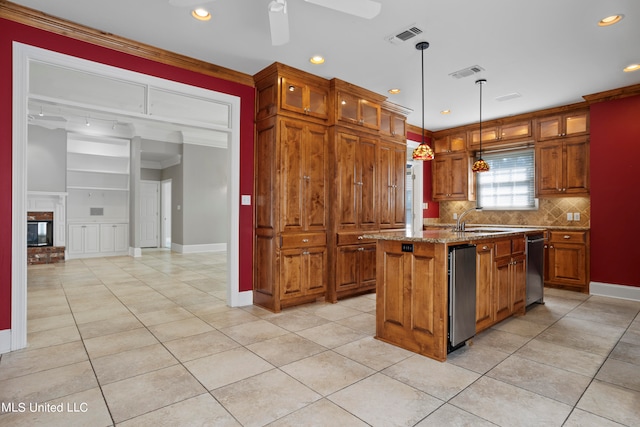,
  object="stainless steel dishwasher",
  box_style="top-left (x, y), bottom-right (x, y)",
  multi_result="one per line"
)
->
top-left (526, 233), bottom-right (545, 306)
top-left (448, 244), bottom-right (477, 352)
